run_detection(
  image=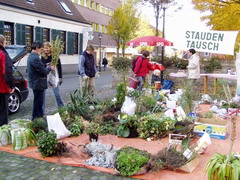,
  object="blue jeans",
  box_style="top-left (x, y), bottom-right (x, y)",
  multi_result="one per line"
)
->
top-left (137, 76), bottom-right (144, 91)
top-left (103, 64), bottom-right (107, 71)
top-left (53, 86), bottom-right (64, 108)
top-left (42, 86), bottom-right (64, 114)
